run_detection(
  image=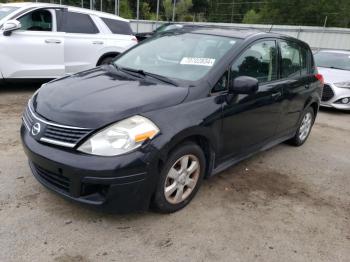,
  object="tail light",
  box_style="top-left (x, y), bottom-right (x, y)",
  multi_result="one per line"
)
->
top-left (315, 73), bottom-right (324, 86)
